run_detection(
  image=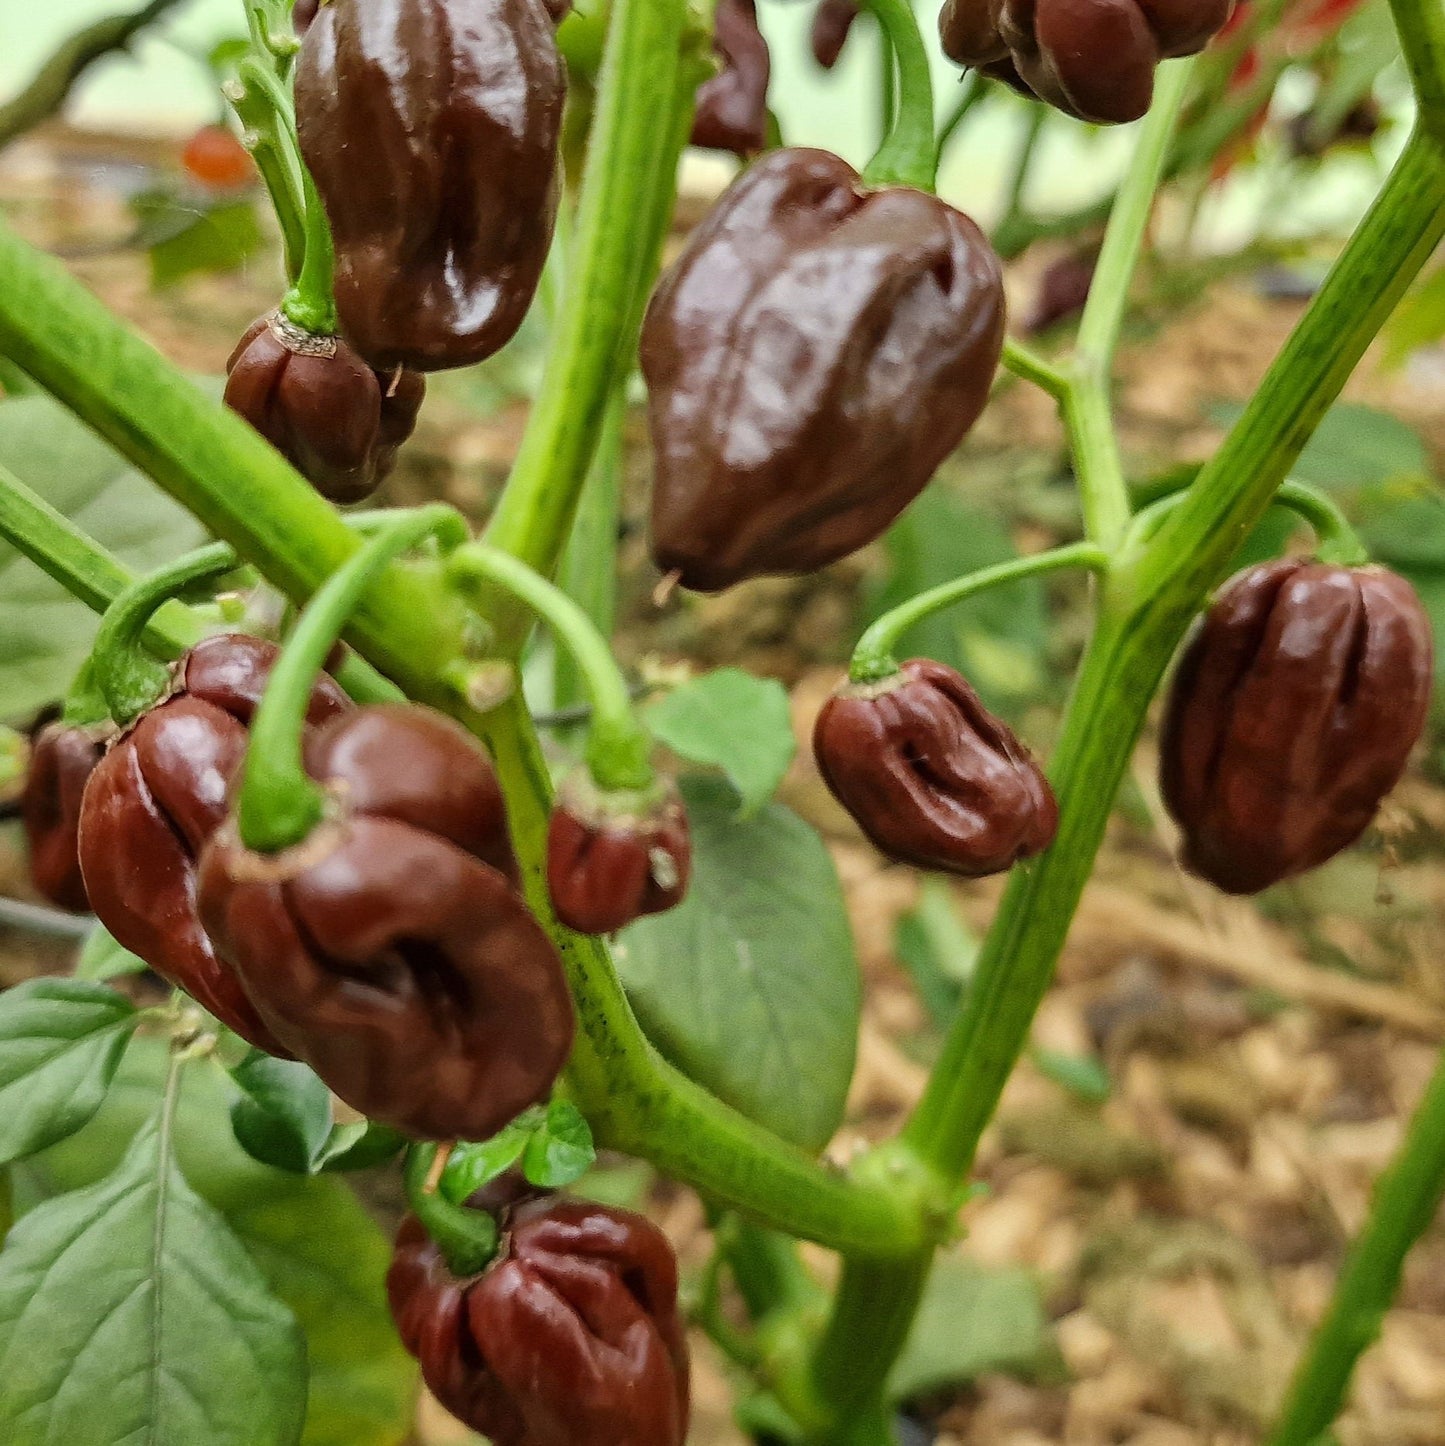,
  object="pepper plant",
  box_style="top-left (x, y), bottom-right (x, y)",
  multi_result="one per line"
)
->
top-left (0, 0), bottom-right (1442, 1444)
